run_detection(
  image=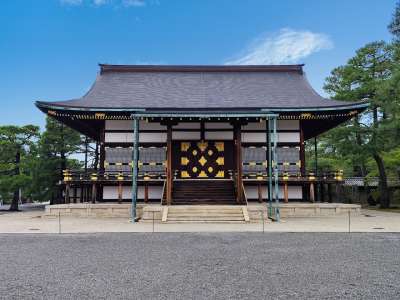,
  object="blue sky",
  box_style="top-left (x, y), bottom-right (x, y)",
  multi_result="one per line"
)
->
top-left (0, 0), bottom-right (396, 128)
